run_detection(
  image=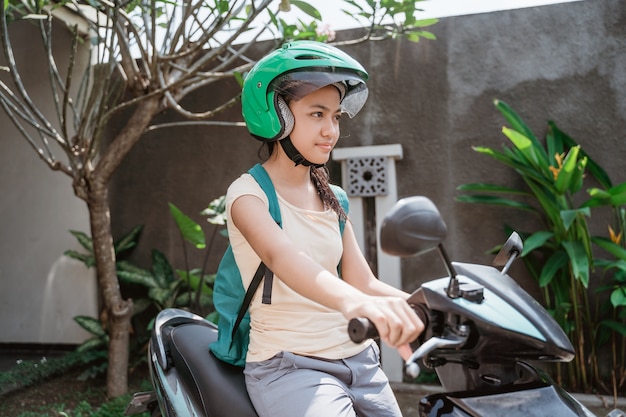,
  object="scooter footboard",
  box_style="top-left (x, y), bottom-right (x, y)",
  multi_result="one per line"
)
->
top-left (169, 323), bottom-right (259, 417)
top-left (419, 382), bottom-right (594, 417)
